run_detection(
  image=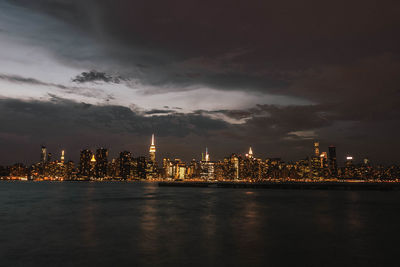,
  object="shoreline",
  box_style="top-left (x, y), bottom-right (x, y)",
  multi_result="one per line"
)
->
top-left (158, 181), bottom-right (400, 190)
